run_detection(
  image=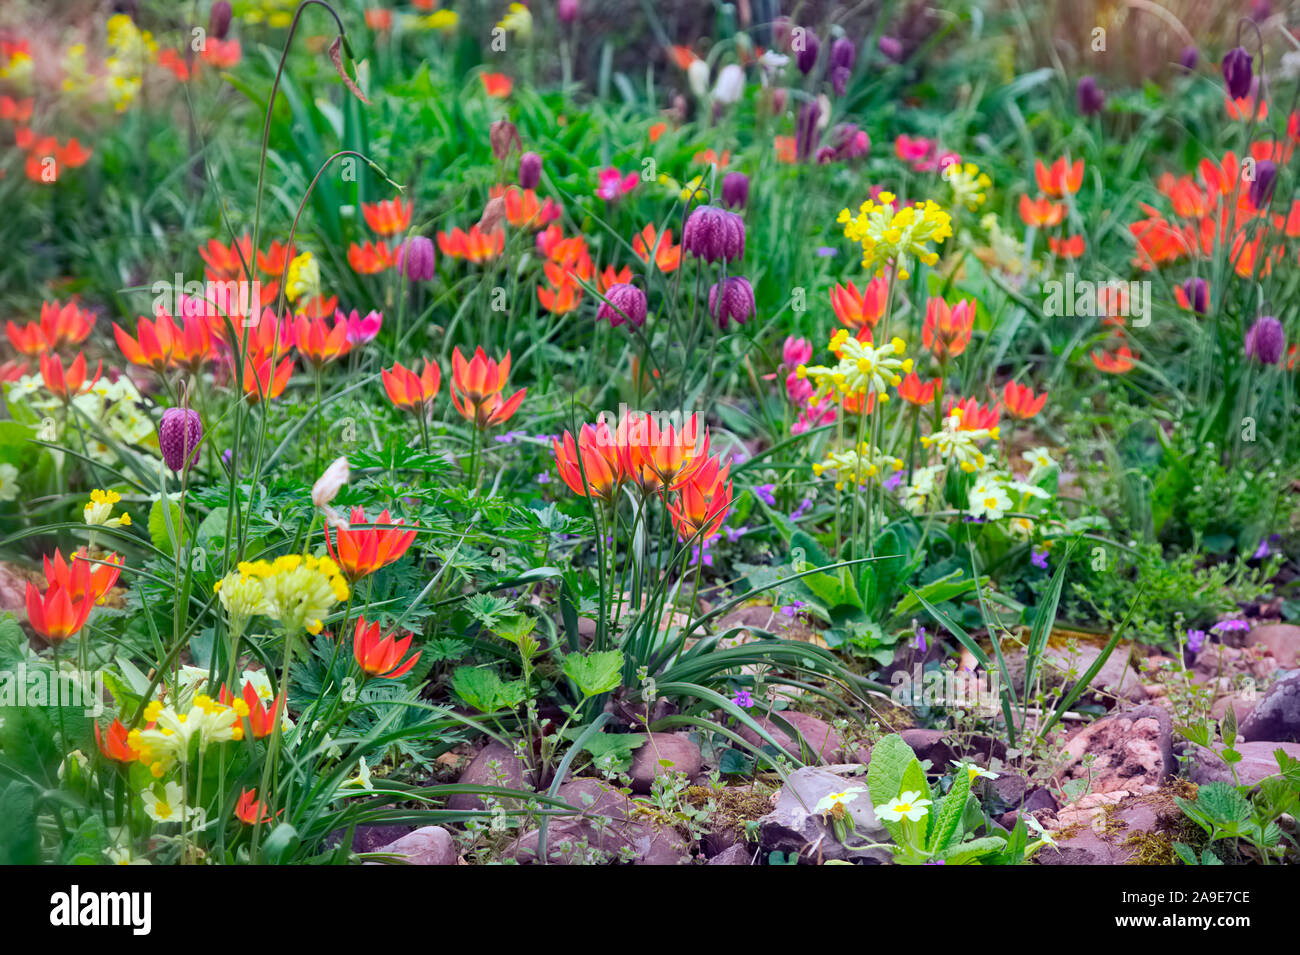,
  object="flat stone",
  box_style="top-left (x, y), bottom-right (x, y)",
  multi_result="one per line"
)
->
top-left (1239, 674), bottom-right (1300, 743)
top-left (1245, 623), bottom-right (1300, 669)
top-left (1005, 643), bottom-right (1146, 703)
top-left (707, 843), bottom-right (755, 865)
top-left (1189, 741), bottom-right (1300, 786)
top-left (446, 741), bottom-right (535, 811)
top-left (506, 778), bottom-right (691, 865)
top-left (1059, 706), bottom-right (1175, 795)
top-left (627, 733), bottom-right (703, 794)
top-left (364, 826), bottom-right (458, 865)
top-left (737, 711), bottom-right (847, 764)
top-left (756, 767), bottom-right (890, 864)
top-left (900, 729), bottom-right (956, 771)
